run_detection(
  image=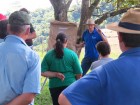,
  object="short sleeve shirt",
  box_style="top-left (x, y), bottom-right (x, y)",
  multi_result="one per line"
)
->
top-left (0, 35), bottom-right (41, 105)
top-left (41, 48), bottom-right (83, 88)
top-left (90, 58), bottom-right (113, 70)
top-left (82, 29), bottom-right (103, 59)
